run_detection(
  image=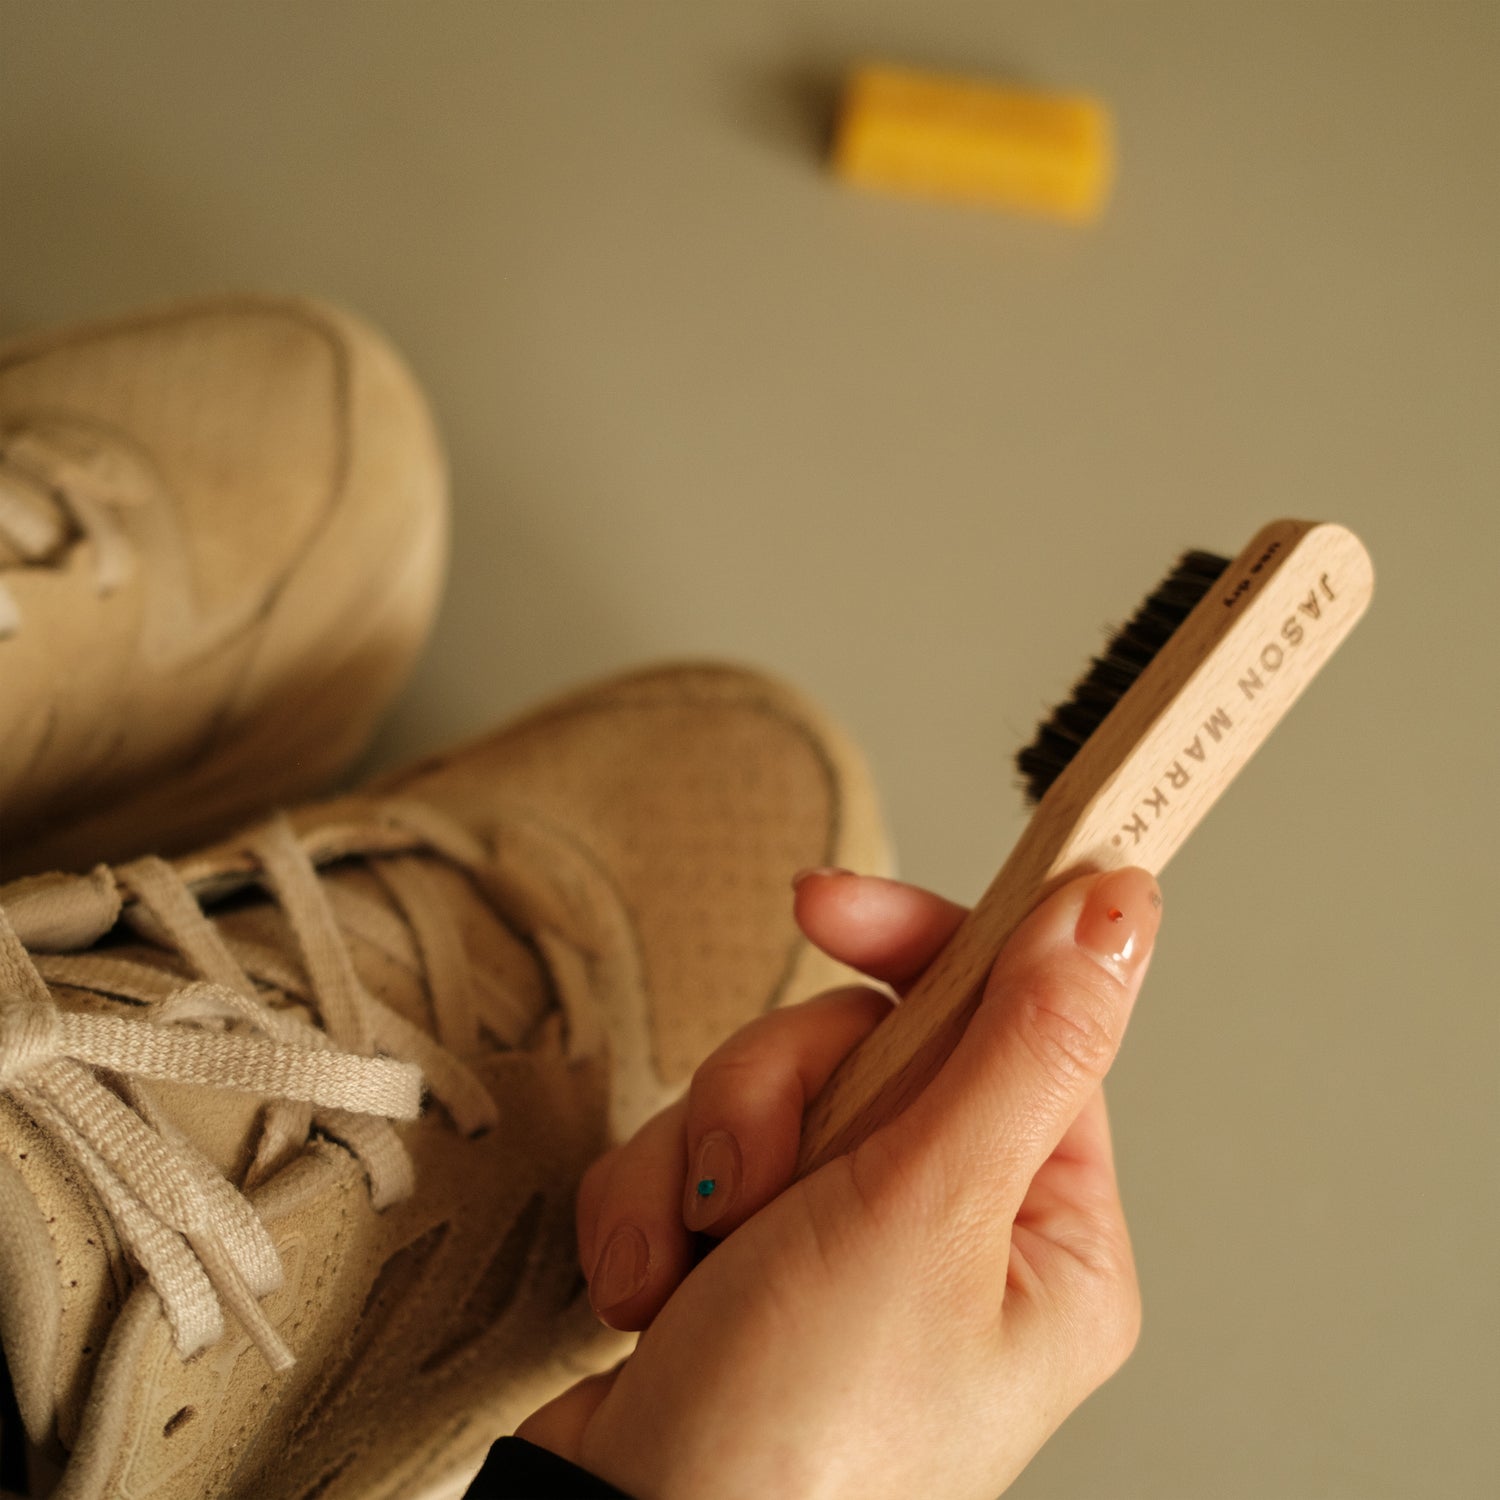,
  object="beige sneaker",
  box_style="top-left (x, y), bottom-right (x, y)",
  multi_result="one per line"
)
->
top-left (0, 662), bottom-right (889, 1499)
top-left (0, 295), bottom-right (447, 881)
